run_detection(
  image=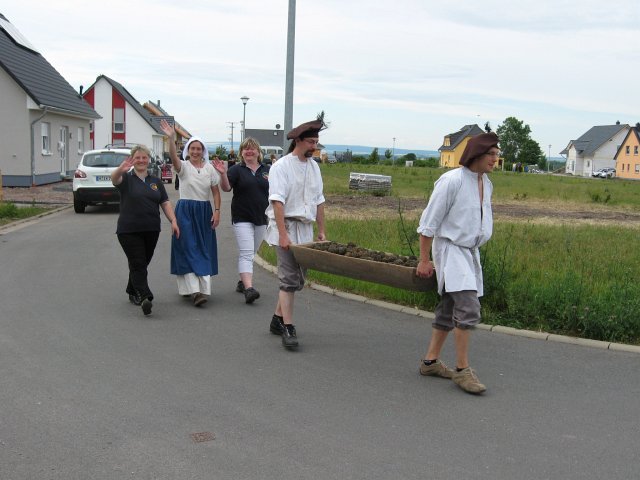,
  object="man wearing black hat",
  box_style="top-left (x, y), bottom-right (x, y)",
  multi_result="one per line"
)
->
top-left (264, 114), bottom-right (328, 348)
top-left (415, 132), bottom-right (499, 394)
